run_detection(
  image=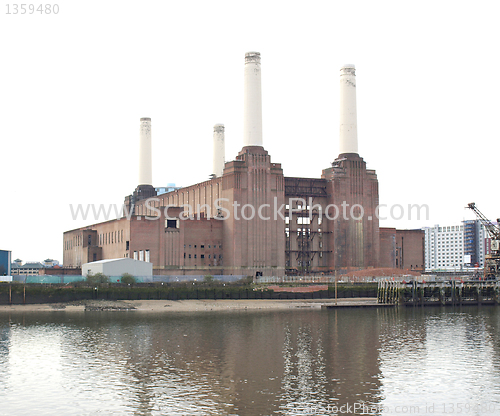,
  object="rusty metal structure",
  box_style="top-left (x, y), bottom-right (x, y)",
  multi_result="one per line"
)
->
top-left (466, 202), bottom-right (500, 280)
top-left (284, 178), bottom-right (331, 275)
